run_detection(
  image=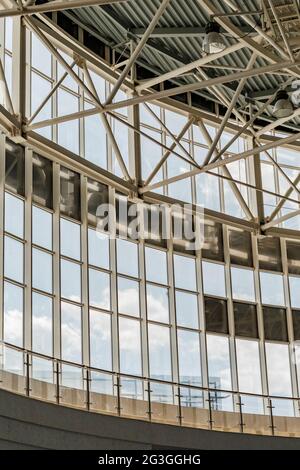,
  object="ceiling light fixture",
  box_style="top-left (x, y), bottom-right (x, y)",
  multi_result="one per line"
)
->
top-left (202, 21), bottom-right (226, 54)
top-left (273, 90), bottom-right (293, 119)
